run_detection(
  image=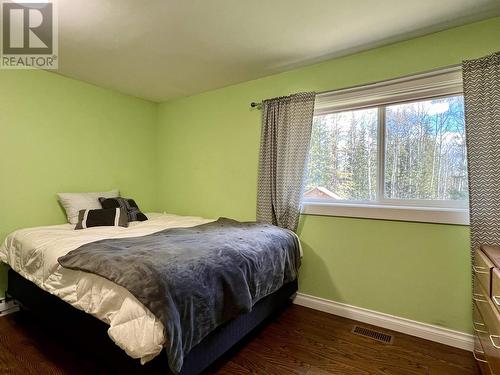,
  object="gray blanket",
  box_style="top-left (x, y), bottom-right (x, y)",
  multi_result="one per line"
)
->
top-left (58, 218), bottom-right (301, 373)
